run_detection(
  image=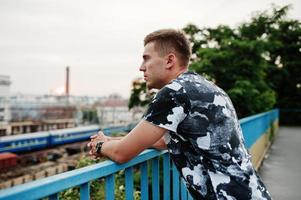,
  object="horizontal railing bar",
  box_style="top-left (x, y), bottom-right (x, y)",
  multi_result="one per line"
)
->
top-left (239, 109), bottom-right (278, 124)
top-left (0, 149), bottom-right (167, 200)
